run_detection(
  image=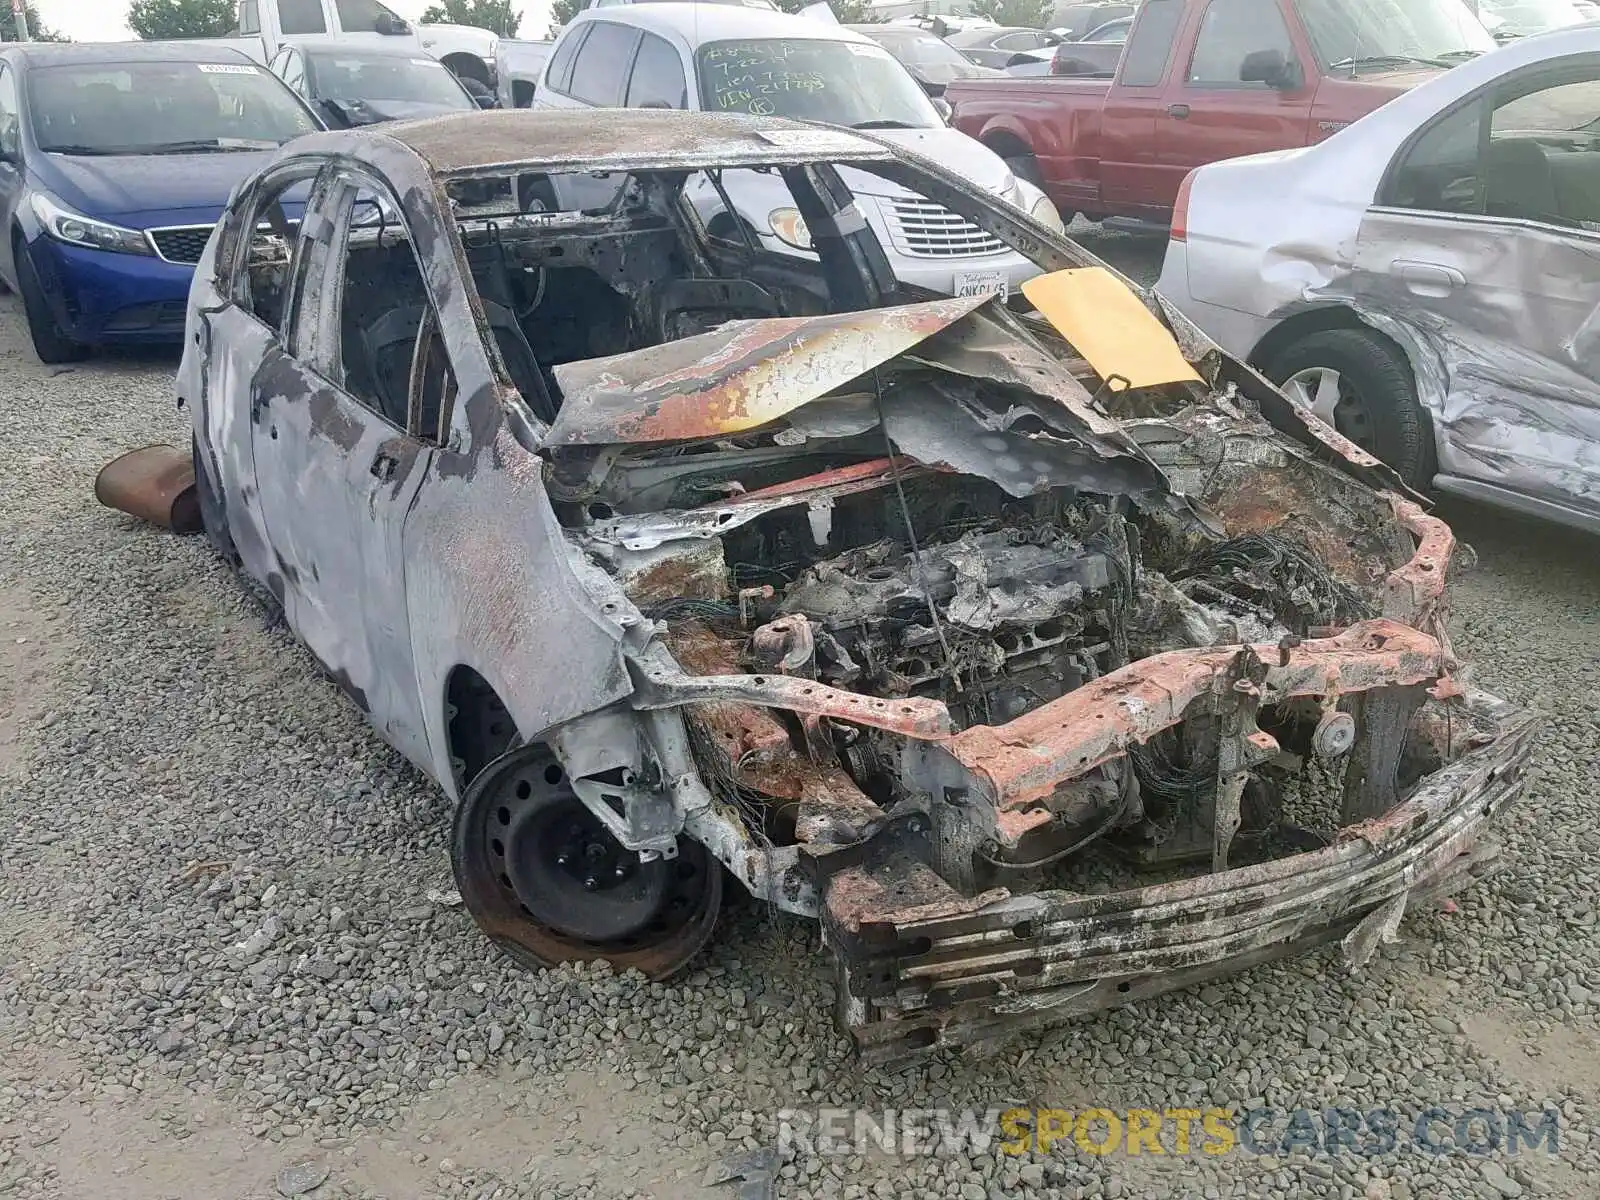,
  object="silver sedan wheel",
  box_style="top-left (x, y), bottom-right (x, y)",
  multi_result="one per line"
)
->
top-left (1283, 366), bottom-right (1373, 449)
